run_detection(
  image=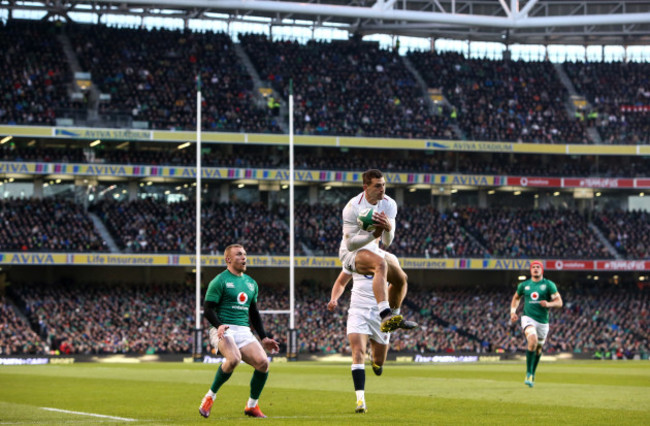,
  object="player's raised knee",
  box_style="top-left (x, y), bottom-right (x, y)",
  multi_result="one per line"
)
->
top-left (256, 358), bottom-right (270, 372)
top-left (225, 354), bottom-right (242, 369)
